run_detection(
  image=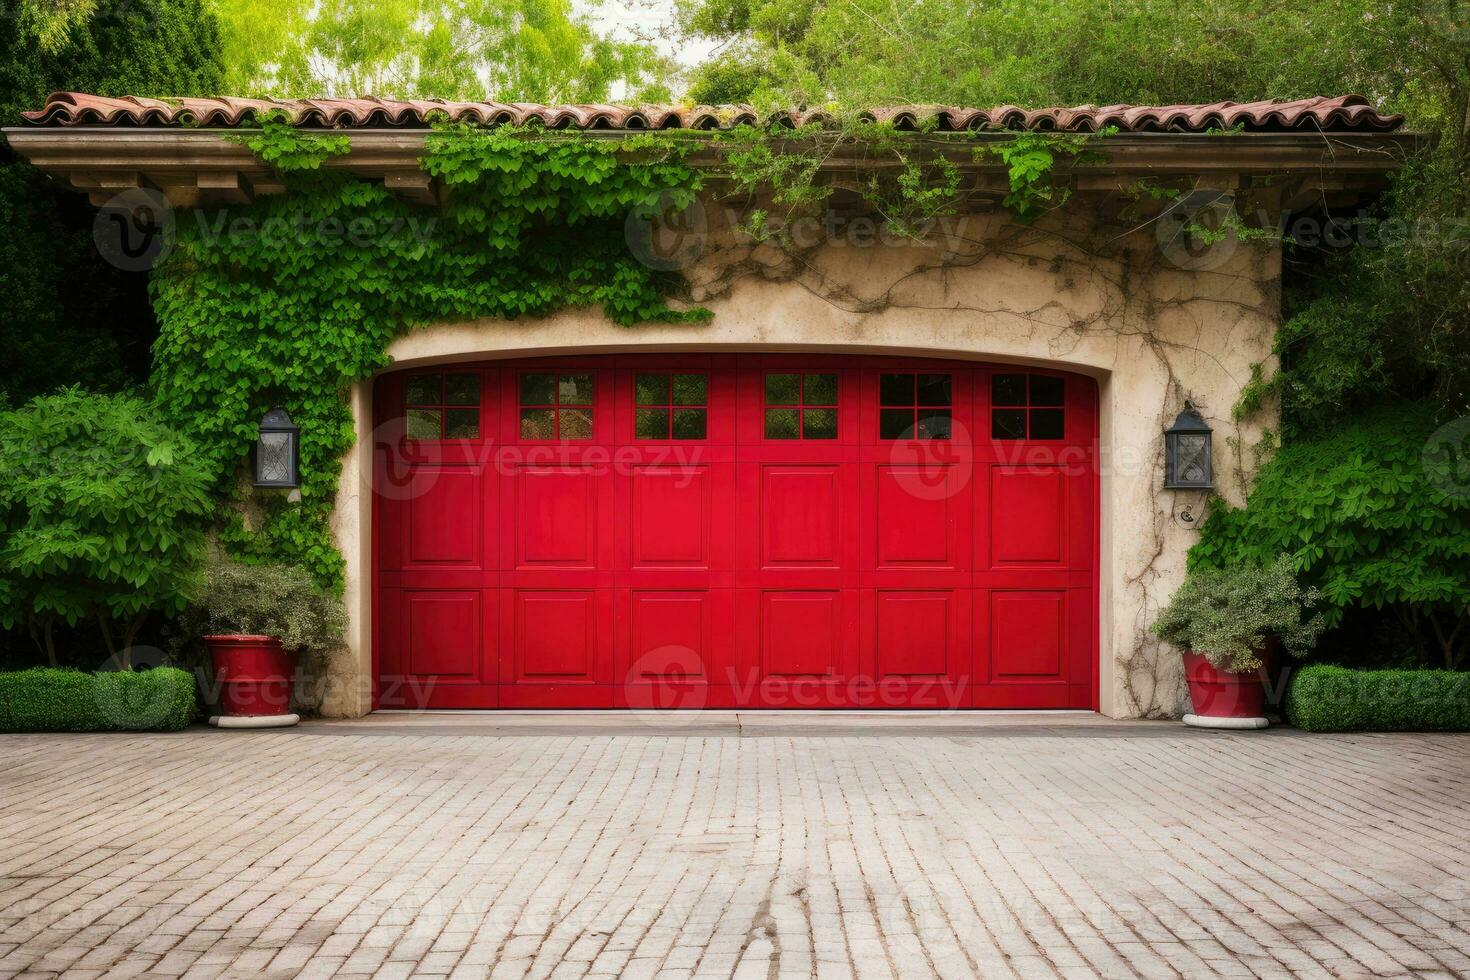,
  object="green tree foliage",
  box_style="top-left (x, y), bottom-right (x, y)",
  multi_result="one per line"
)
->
top-left (0, 391), bottom-right (214, 667)
top-left (0, 0), bottom-right (226, 404)
top-left (149, 124), bottom-right (704, 588)
top-left (214, 0), bottom-right (663, 101)
top-left (1191, 405), bottom-right (1470, 669)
